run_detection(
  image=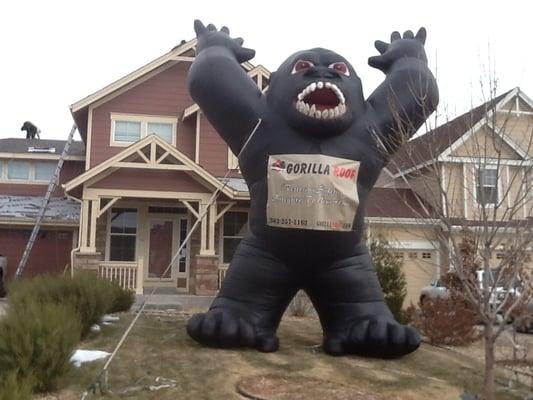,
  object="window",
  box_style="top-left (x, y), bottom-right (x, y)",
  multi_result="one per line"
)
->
top-left (1, 160), bottom-right (57, 183)
top-left (34, 161), bottom-right (56, 181)
top-left (496, 253), bottom-right (504, 260)
top-left (477, 167), bottom-right (498, 205)
top-left (114, 121), bottom-right (141, 143)
top-left (221, 212), bottom-right (248, 264)
top-left (109, 208), bottom-right (137, 261)
top-left (7, 160), bottom-right (30, 180)
top-left (408, 252), bottom-right (418, 259)
top-left (147, 122), bottom-right (173, 143)
top-left (111, 114), bottom-right (177, 145)
top-left (422, 252), bottom-right (432, 259)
